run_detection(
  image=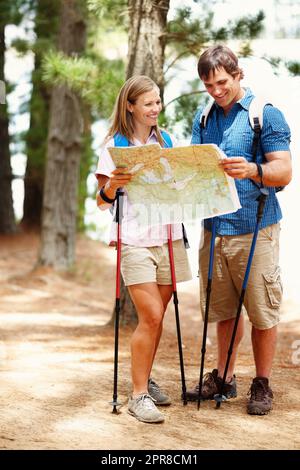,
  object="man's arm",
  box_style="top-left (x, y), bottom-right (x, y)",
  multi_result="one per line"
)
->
top-left (221, 150), bottom-right (292, 187)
